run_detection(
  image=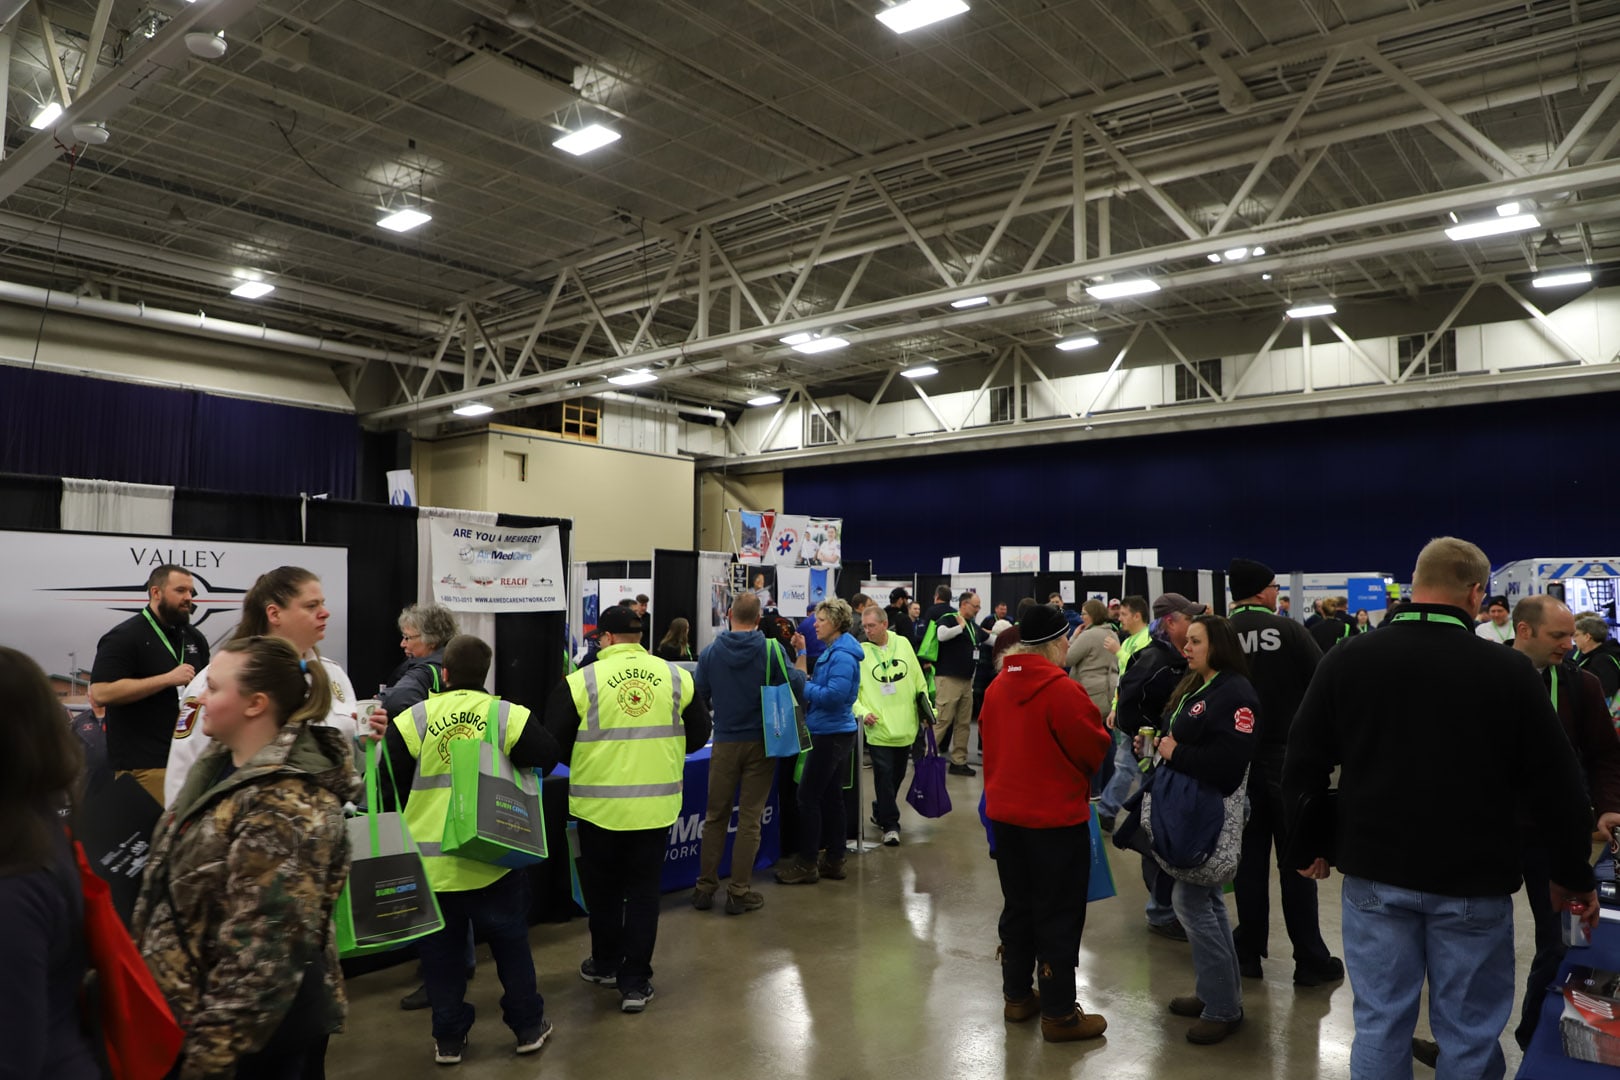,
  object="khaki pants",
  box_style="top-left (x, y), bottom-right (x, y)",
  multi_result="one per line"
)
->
top-left (934, 676), bottom-right (974, 766)
top-left (117, 768), bottom-right (166, 808)
top-left (696, 740), bottom-right (777, 896)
